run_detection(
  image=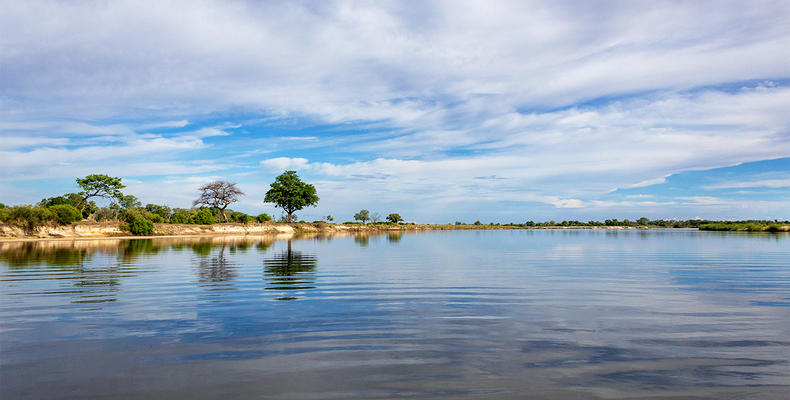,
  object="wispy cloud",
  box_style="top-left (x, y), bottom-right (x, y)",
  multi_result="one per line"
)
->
top-left (704, 179), bottom-right (790, 190)
top-left (1, 1), bottom-right (788, 220)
